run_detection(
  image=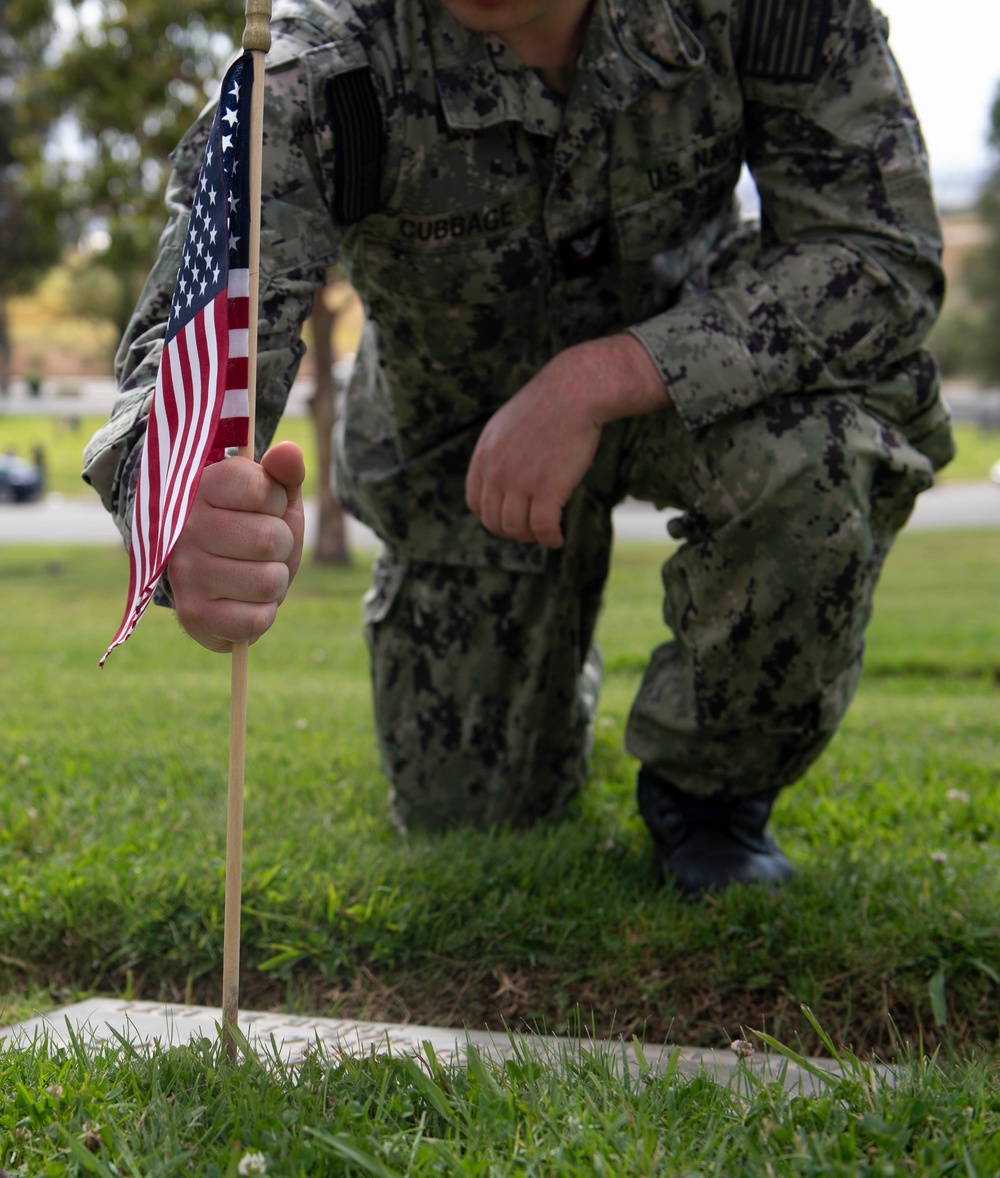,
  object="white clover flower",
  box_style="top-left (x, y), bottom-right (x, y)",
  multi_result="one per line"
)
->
top-left (238, 1152), bottom-right (267, 1176)
top-left (729, 1038), bottom-right (755, 1058)
top-left (946, 789), bottom-right (970, 804)
top-left (931, 851), bottom-right (948, 865)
